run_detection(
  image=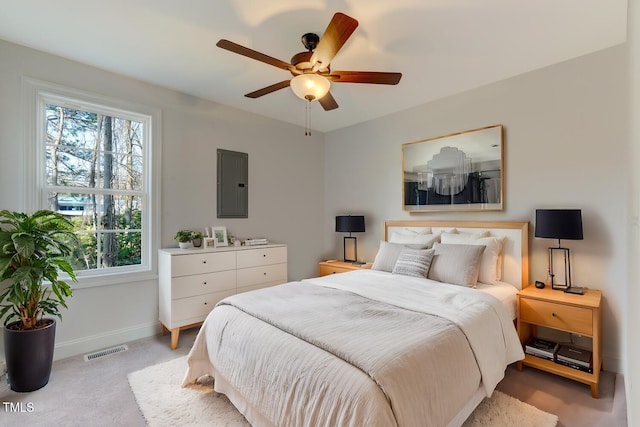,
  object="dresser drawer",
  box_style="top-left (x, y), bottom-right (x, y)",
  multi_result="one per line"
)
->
top-left (520, 298), bottom-right (593, 336)
top-left (170, 251), bottom-right (236, 277)
top-left (237, 263), bottom-right (287, 288)
top-left (172, 289), bottom-right (235, 324)
top-left (172, 270), bottom-right (236, 299)
top-left (237, 247), bottom-right (287, 268)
